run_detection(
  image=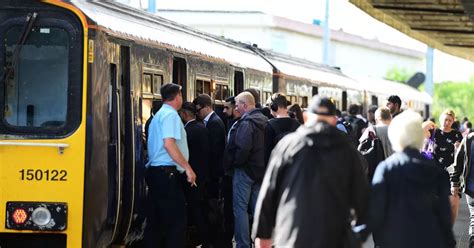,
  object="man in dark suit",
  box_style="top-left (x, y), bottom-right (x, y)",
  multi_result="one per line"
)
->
top-left (178, 102), bottom-right (211, 247)
top-left (193, 94), bottom-right (226, 246)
